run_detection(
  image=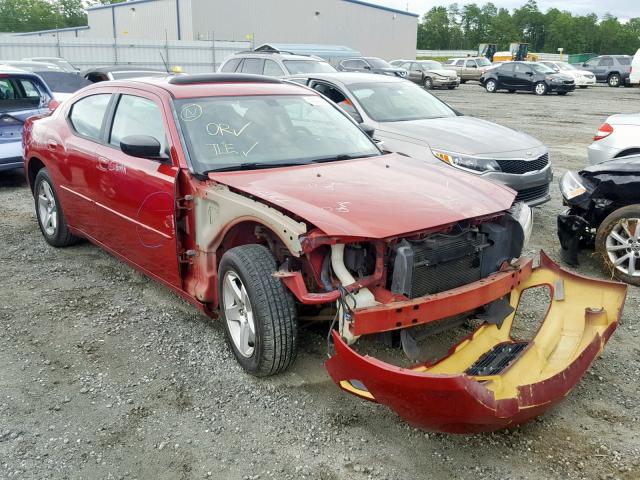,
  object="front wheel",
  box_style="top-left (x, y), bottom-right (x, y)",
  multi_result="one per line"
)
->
top-left (218, 244), bottom-right (298, 376)
top-left (534, 82), bottom-right (548, 96)
top-left (595, 206), bottom-right (640, 286)
top-left (423, 77), bottom-right (434, 89)
top-left (558, 91), bottom-right (568, 96)
top-left (485, 79), bottom-right (498, 93)
top-left (607, 73), bottom-right (621, 87)
top-left (34, 168), bottom-right (79, 247)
